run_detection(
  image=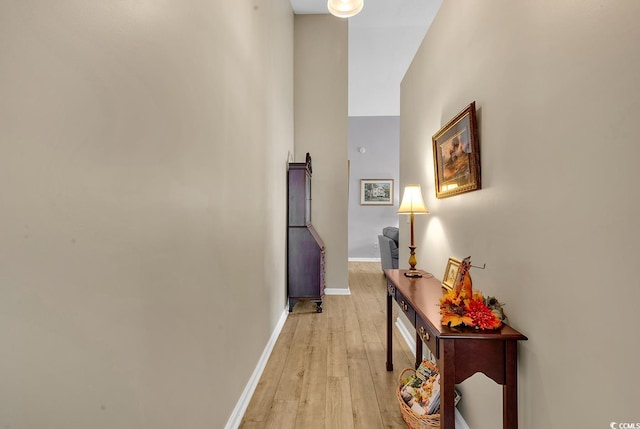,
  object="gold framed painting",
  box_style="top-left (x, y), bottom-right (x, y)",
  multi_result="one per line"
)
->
top-left (442, 257), bottom-right (461, 290)
top-left (432, 101), bottom-right (481, 199)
